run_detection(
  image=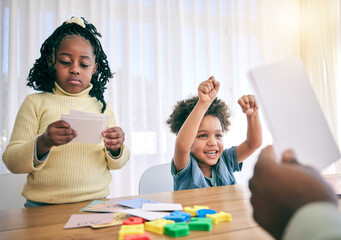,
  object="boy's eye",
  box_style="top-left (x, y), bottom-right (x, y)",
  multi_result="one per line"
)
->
top-left (216, 134), bottom-right (223, 138)
top-left (198, 134), bottom-right (207, 138)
